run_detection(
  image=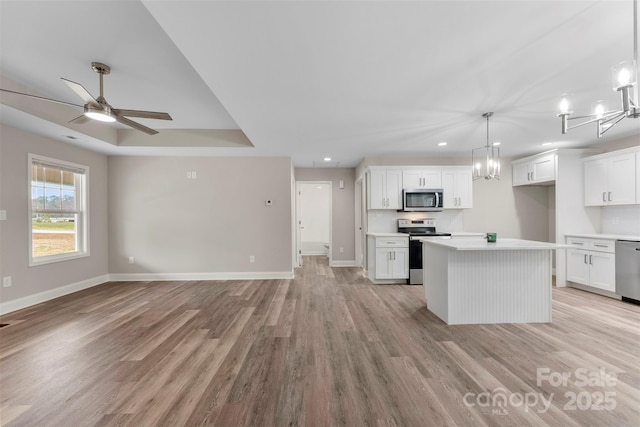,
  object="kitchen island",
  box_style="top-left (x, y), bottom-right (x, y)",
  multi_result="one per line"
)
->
top-left (422, 238), bottom-right (569, 325)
